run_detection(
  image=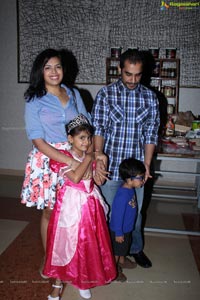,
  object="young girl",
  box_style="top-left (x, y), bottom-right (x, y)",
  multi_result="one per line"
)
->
top-left (43, 114), bottom-right (117, 300)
